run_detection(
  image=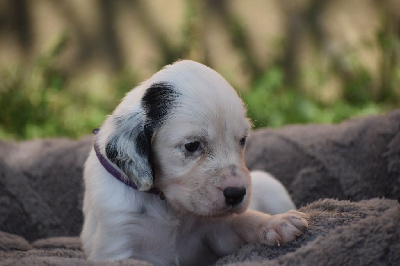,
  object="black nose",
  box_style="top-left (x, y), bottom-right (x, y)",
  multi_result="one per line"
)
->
top-left (223, 187), bottom-right (246, 206)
